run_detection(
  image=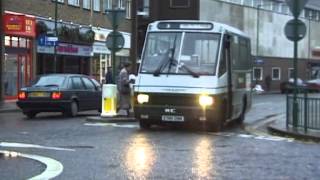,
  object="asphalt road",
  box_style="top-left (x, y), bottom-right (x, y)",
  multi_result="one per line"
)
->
top-left (1, 94), bottom-right (320, 180)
